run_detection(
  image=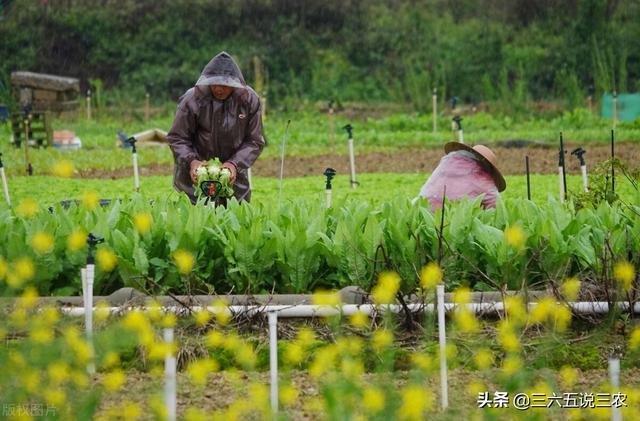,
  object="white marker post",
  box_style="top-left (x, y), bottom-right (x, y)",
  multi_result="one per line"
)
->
top-left (437, 284), bottom-right (448, 410)
top-left (453, 116), bottom-right (464, 144)
top-left (0, 153), bottom-right (11, 207)
top-left (344, 124), bottom-right (357, 189)
top-left (164, 328), bottom-right (177, 421)
top-left (432, 88), bottom-right (437, 133)
top-left (247, 167), bottom-right (253, 190)
top-left (609, 358), bottom-right (621, 421)
top-left (268, 311), bottom-right (279, 415)
top-left (81, 265), bottom-right (95, 375)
